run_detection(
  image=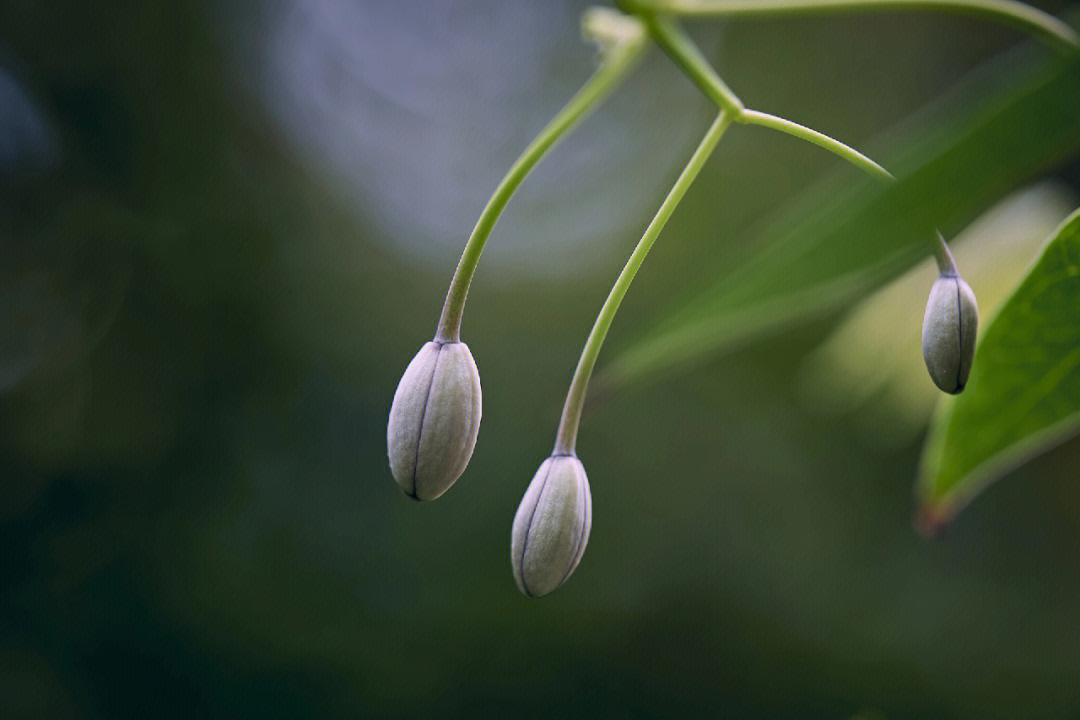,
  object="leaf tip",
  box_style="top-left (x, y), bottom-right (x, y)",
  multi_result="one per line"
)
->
top-left (914, 500), bottom-right (956, 540)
